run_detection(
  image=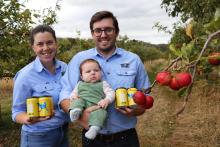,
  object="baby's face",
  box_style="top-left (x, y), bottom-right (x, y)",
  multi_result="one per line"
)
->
top-left (81, 62), bottom-right (102, 83)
